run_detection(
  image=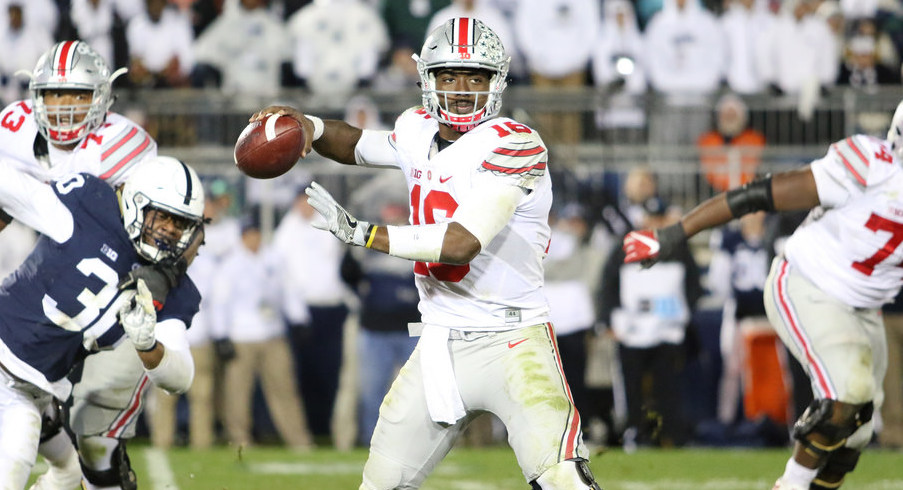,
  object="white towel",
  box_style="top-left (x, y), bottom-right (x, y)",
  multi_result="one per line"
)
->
top-left (419, 325), bottom-right (466, 425)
